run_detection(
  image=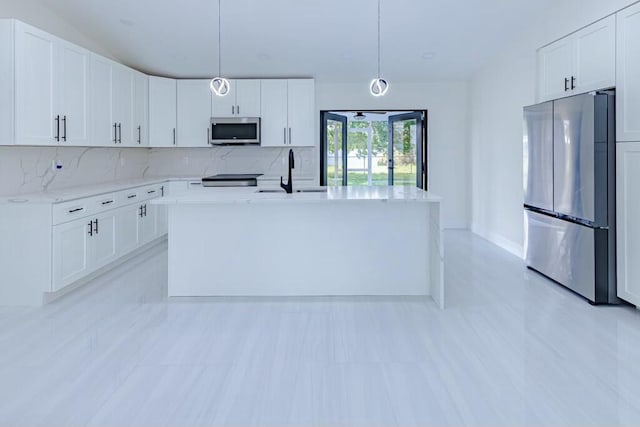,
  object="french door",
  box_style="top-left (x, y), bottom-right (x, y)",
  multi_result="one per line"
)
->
top-left (321, 111), bottom-right (426, 189)
top-left (322, 113), bottom-right (348, 186)
top-left (388, 112), bottom-right (424, 188)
